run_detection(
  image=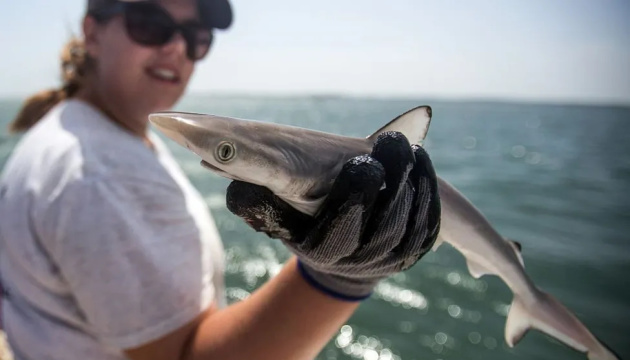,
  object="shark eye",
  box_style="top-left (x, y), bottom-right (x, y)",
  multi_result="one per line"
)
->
top-left (215, 141), bottom-right (236, 163)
